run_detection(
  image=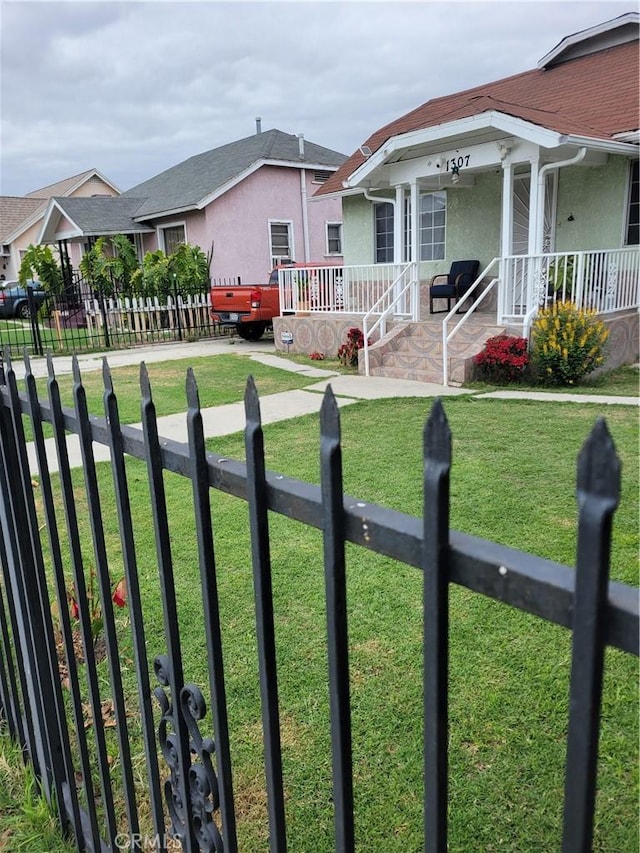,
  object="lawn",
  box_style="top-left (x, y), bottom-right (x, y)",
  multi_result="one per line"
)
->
top-left (464, 363), bottom-right (639, 397)
top-left (33, 353), bottom-right (324, 423)
top-left (0, 727), bottom-right (77, 853)
top-left (3, 357), bottom-right (638, 851)
top-left (21, 390), bottom-right (638, 850)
